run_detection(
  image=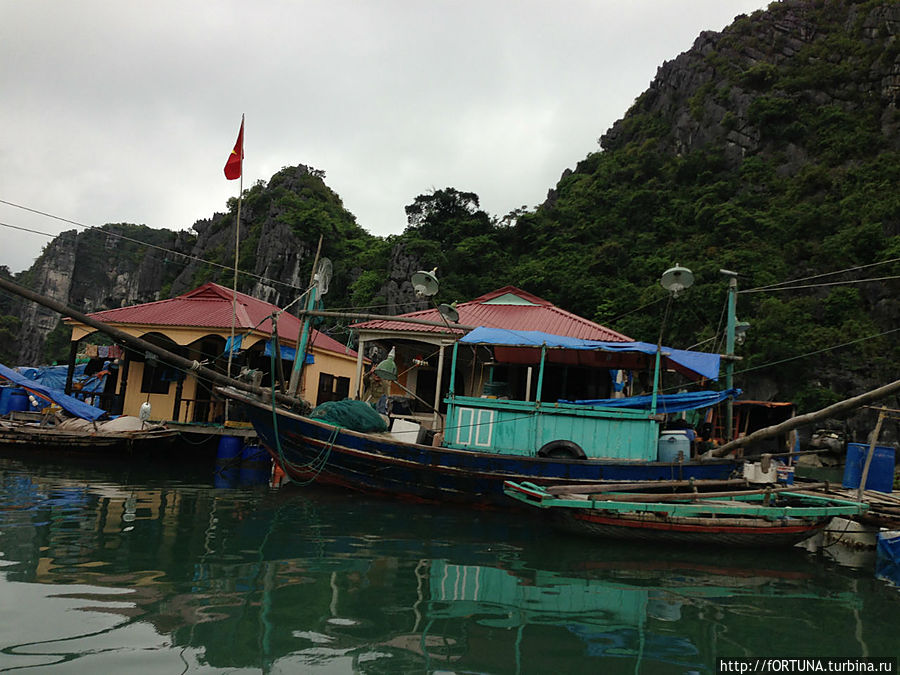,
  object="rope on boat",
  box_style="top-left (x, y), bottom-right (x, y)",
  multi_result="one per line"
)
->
top-left (268, 345), bottom-right (338, 484)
